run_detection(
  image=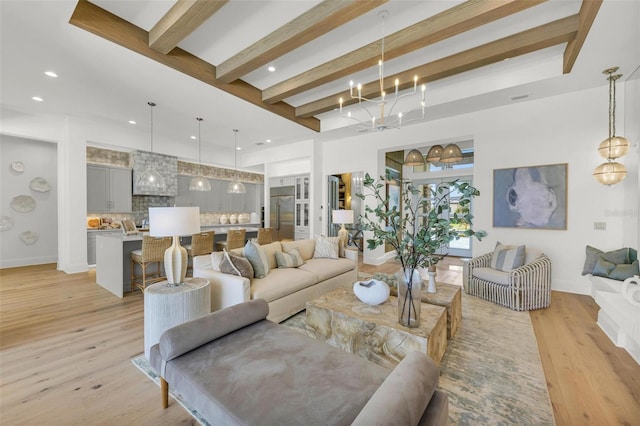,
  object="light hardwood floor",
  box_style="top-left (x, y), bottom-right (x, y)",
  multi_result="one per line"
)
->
top-left (1, 260), bottom-right (639, 425)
